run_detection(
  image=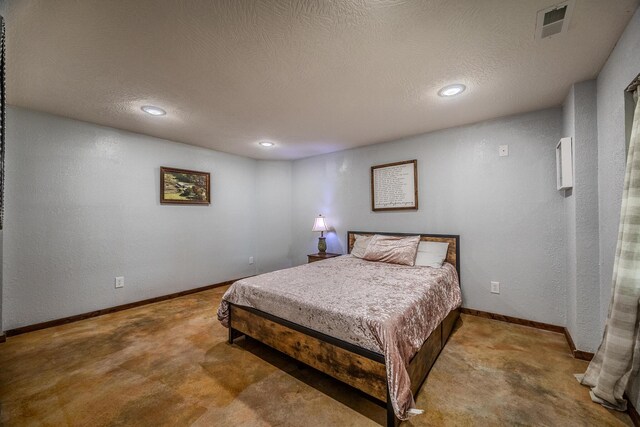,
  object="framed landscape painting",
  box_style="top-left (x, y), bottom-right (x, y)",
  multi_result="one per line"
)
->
top-left (160, 167), bottom-right (211, 205)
